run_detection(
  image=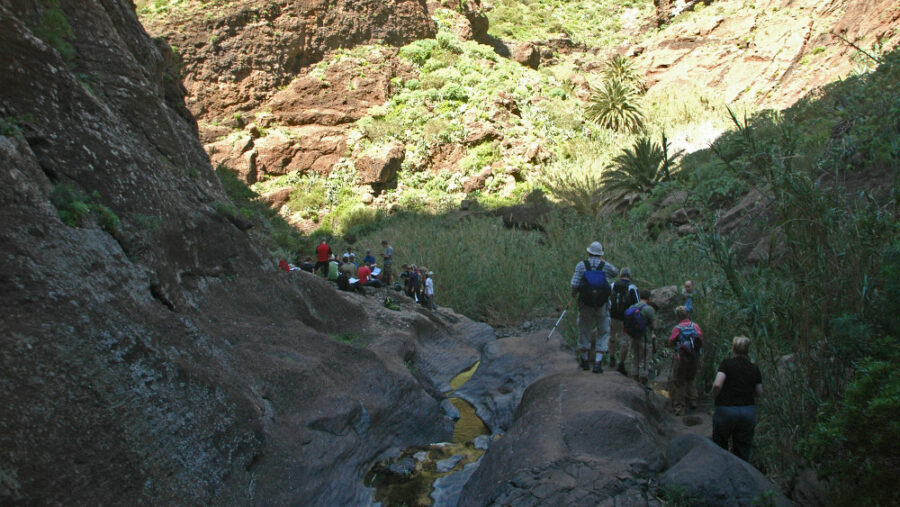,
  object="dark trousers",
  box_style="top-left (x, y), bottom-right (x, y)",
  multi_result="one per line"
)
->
top-left (314, 260), bottom-right (328, 277)
top-left (712, 405), bottom-right (756, 462)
